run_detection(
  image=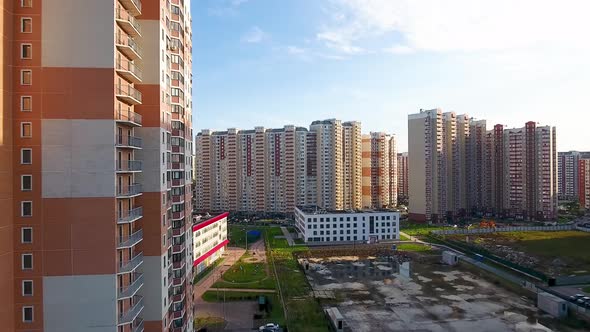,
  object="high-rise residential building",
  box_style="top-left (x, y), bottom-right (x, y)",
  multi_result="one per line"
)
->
top-left (195, 120), bottom-right (396, 214)
top-left (580, 159), bottom-right (590, 210)
top-left (408, 109), bottom-right (557, 222)
top-left (397, 152), bottom-right (409, 202)
top-left (310, 119), bottom-right (344, 210)
top-left (0, 0), bottom-right (194, 331)
top-left (361, 132), bottom-right (398, 209)
top-left (341, 121), bottom-right (362, 210)
top-left (558, 151), bottom-right (590, 201)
